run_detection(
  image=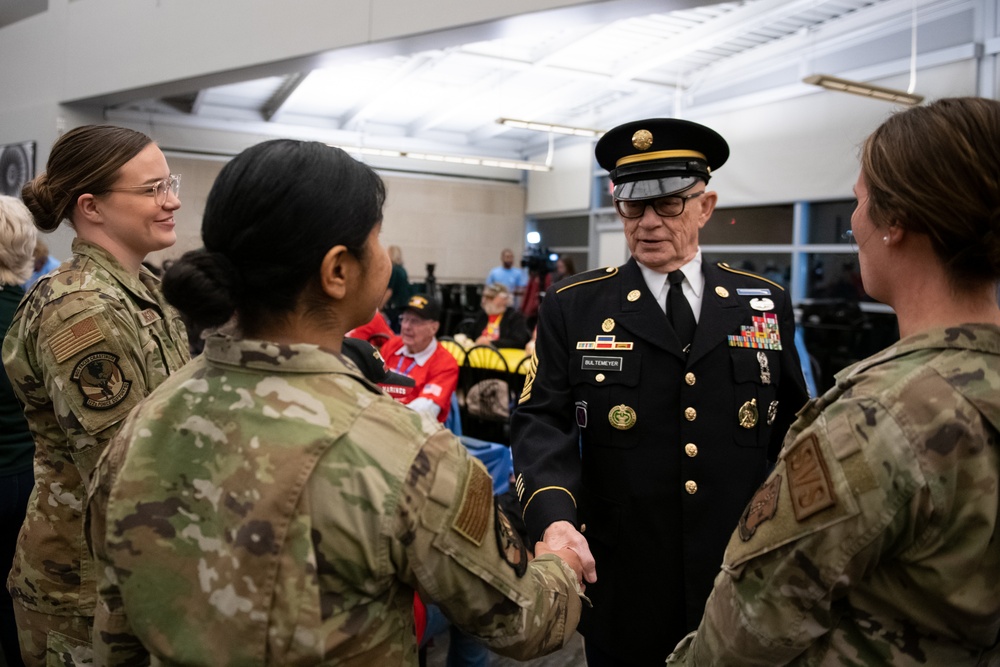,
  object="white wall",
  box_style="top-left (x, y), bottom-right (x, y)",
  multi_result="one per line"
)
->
top-left (525, 140), bottom-right (594, 215)
top-left (0, 0), bottom-right (595, 259)
top-left (144, 155), bottom-right (525, 284)
top-left (704, 61), bottom-right (978, 206)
